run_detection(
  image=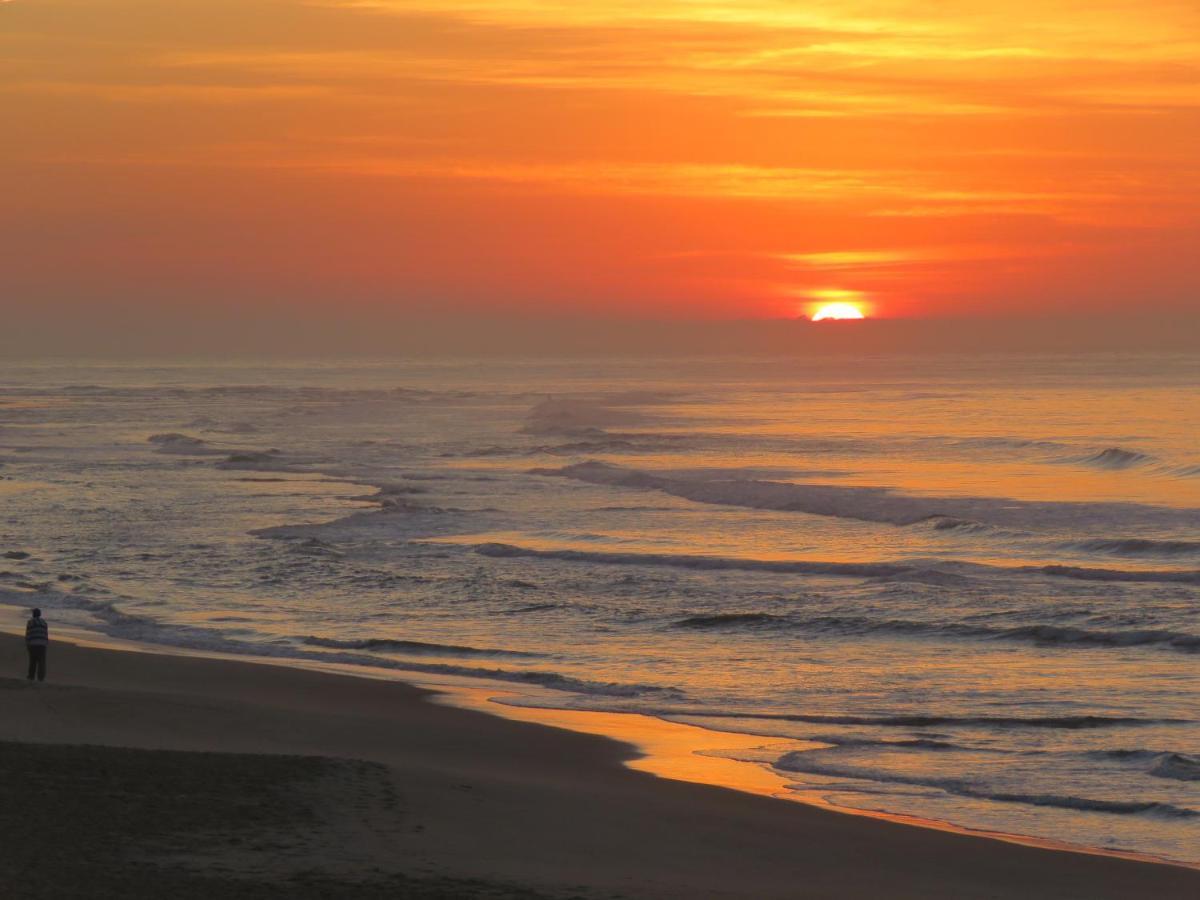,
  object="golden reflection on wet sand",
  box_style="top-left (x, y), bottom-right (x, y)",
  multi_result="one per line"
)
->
top-left (431, 683), bottom-right (1194, 871)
